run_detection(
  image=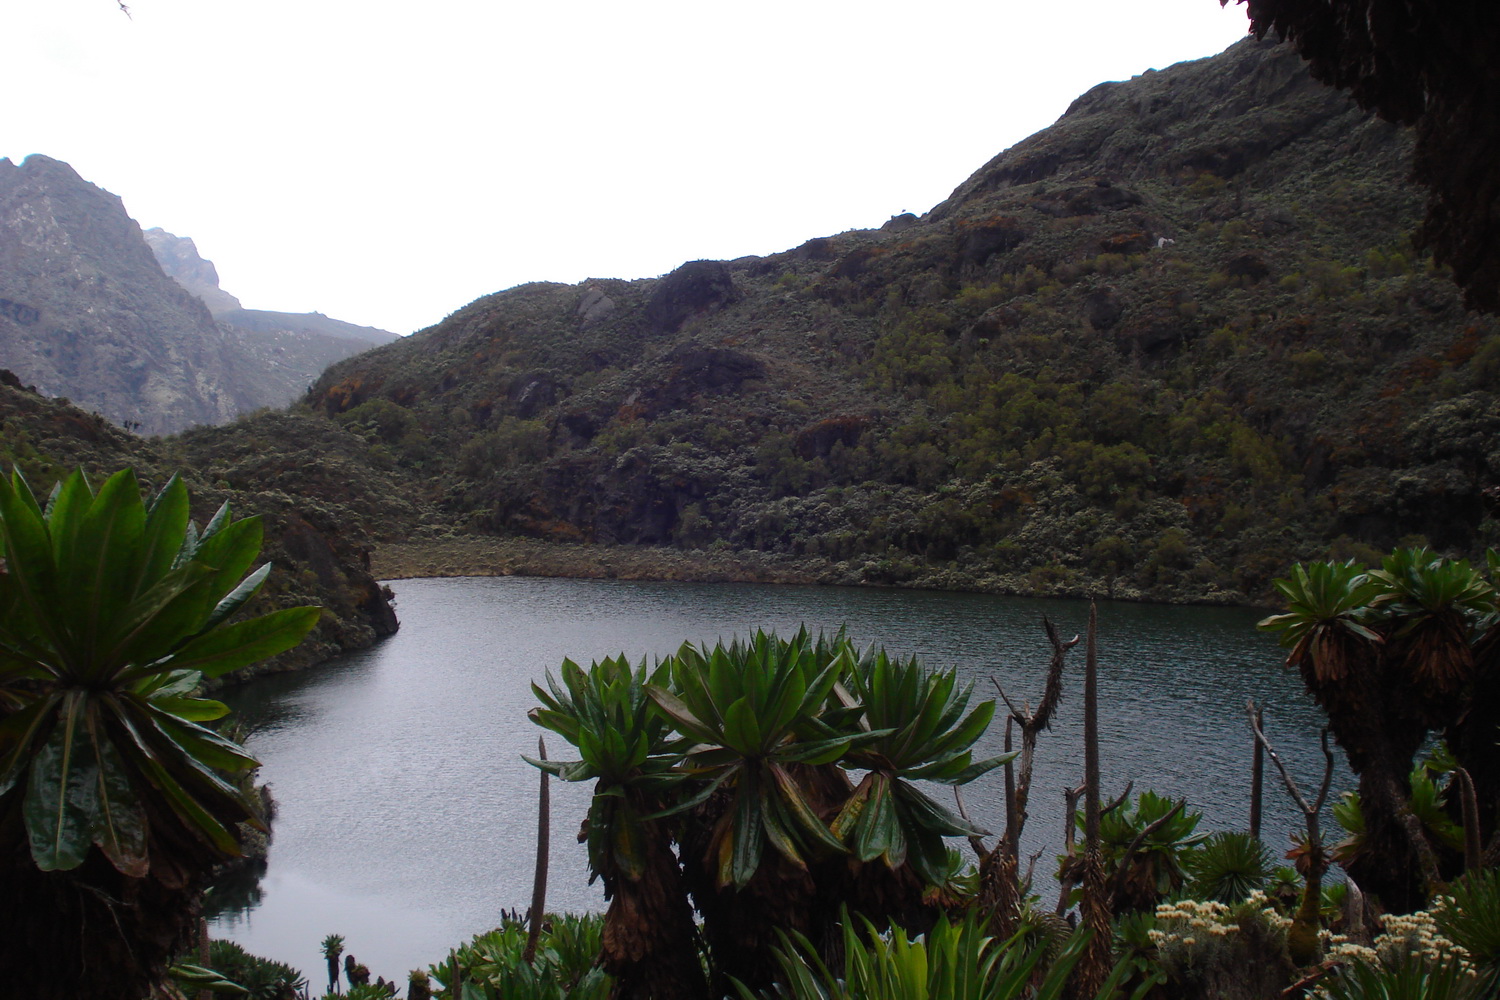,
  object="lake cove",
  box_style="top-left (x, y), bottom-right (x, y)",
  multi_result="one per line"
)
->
top-left (212, 577), bottom-right (1344, 985)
